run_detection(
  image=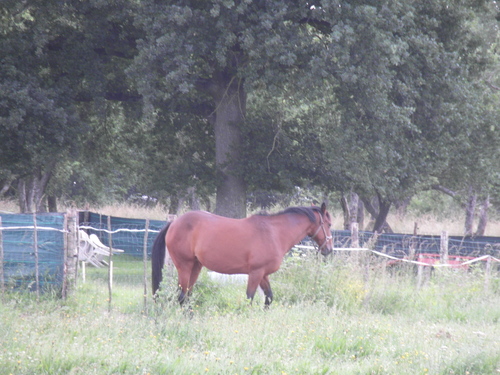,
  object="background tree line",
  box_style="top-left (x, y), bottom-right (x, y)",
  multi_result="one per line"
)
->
top-left (1, 0), bottom-right (499, 234)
